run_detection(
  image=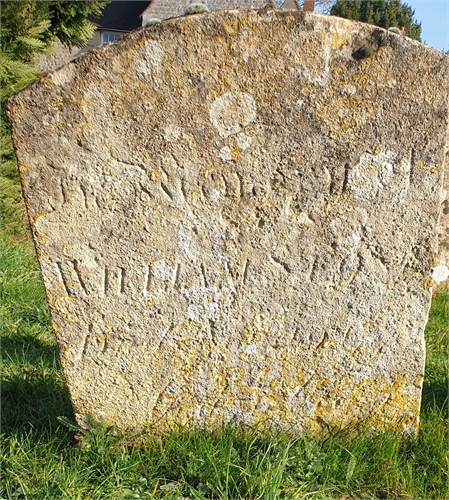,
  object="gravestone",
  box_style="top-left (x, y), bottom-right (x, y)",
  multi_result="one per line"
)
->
top-left (7, 9), bottom-right (449, 433)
